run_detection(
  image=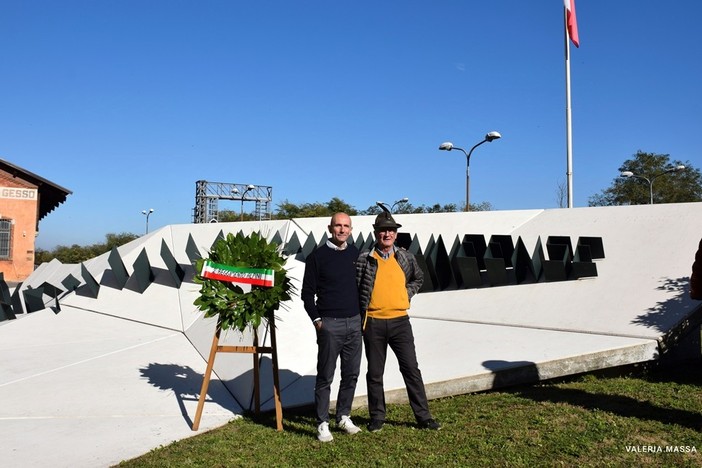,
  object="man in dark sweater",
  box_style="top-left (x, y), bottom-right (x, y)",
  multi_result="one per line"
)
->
top-left (301, 212), bottom-right (362, 442)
